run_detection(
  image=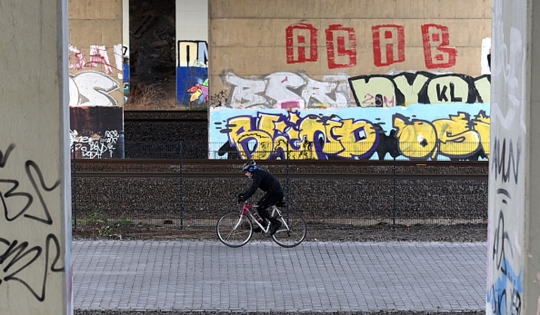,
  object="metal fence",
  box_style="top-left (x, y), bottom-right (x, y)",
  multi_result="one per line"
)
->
top-left (118, 140), bottom-right (489, 161)
top-left (71, 152), bottom-right (488, 234)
